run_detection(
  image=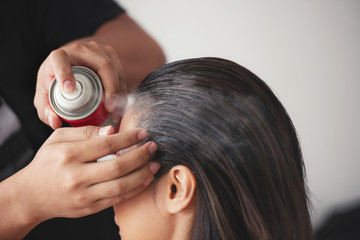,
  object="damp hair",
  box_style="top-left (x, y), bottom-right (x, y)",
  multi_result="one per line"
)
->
top-left (130, 57), bottom-right (313, 240)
